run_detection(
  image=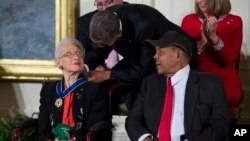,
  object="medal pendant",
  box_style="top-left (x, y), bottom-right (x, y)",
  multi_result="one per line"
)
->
top-left (55, 98), bottom-right (63, 107)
